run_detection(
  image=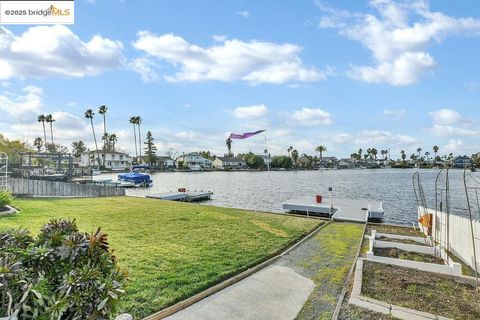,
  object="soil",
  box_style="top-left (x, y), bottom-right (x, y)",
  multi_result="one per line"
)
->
top-left (373, 247), bottom-right (444, 264)
top-left (377, 236), bottom-right (428, 246)
top-left (362, 261), bottom-right (480, 320)
top-left (367, 224), bottom-right (425, 237)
